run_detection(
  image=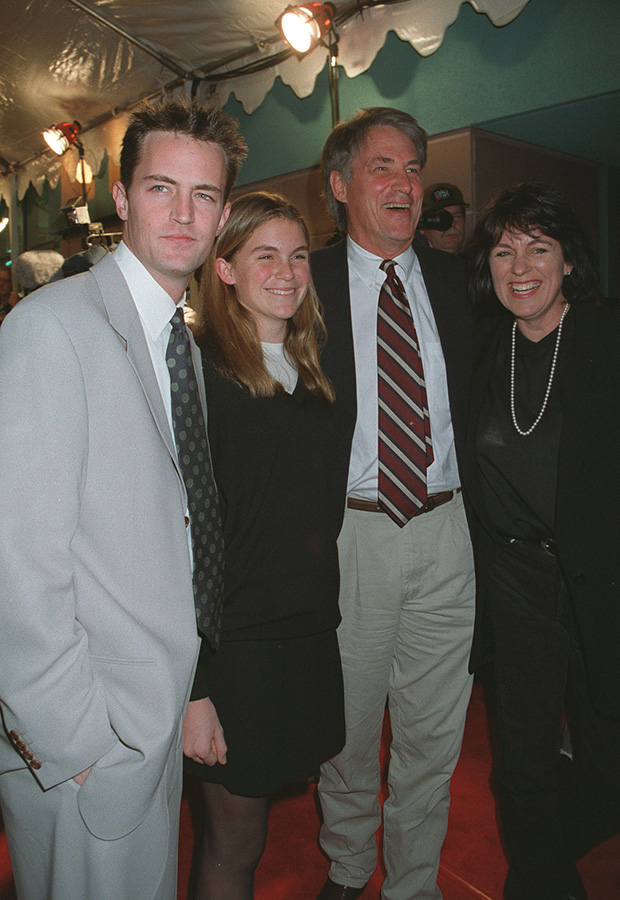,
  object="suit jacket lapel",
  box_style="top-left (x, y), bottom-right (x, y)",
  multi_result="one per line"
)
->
top-left (311, 240), bottom-right (357, 434)
top-left (310, 240), bottom-right (357, 515)
top-left (416, 246), bottom-right (473, 456)
top-left (556, 303), bottom-right (606, 532)
top-left (89, 255), bottom-right (179, 471)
